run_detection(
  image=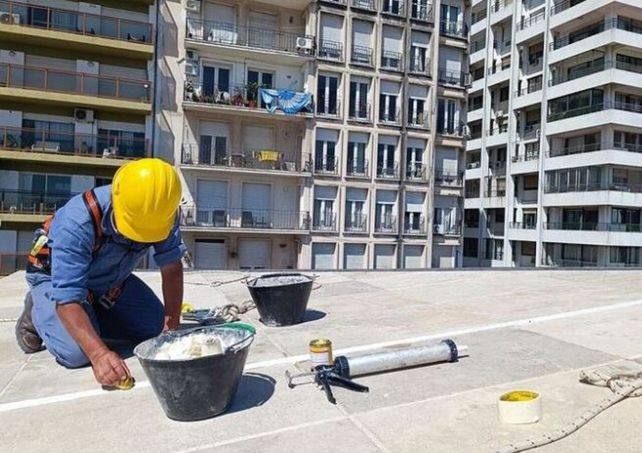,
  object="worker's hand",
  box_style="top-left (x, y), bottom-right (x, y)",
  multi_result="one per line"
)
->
top-left (90, 348), bottom-right (130, 387)
top-left (163, 315), bottom-right (180, 332)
